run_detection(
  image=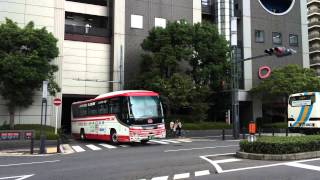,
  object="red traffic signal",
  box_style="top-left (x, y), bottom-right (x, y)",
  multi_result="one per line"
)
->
top-left (264, 47), bottom-right (296, 57)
